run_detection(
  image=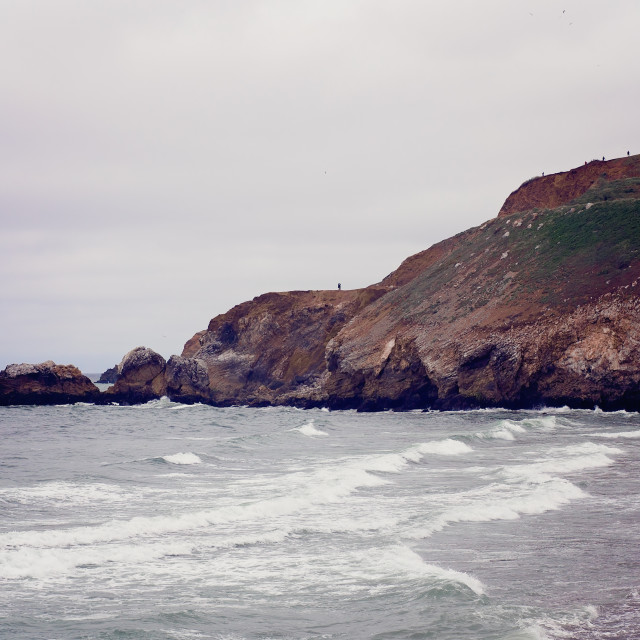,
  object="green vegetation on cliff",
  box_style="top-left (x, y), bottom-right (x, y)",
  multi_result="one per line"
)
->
top-left (388, 177), bottom-right (640, 325)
